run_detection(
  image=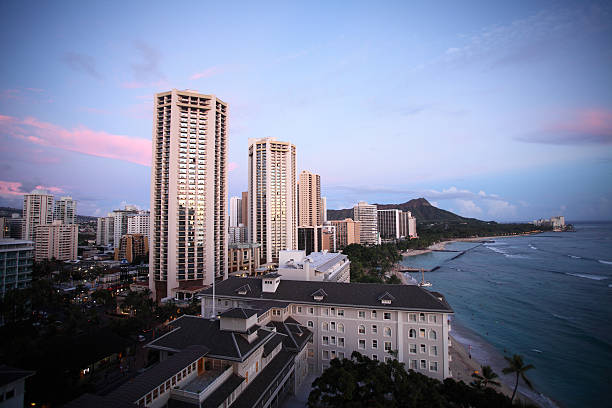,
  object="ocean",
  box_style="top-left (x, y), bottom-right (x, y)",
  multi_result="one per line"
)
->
top-left (401, 222), bottom-right (612, 408)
